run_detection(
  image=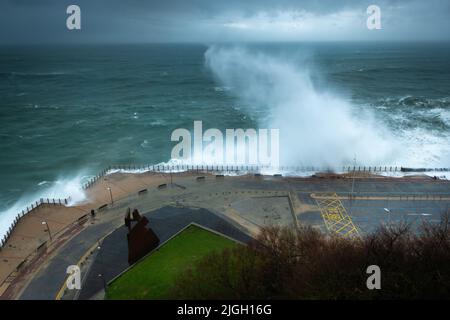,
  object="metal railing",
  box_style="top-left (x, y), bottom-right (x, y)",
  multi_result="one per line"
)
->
top-left (4, 164), bottom-right (450, 247)
top-left (0, 211), bottom-right (90, 296)
top-left (1, 162), bottom-right (449, 294)
top-left (81, 164), bottom-right (450, 190)
top-left (0, 197), bottom-right (70, 249)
